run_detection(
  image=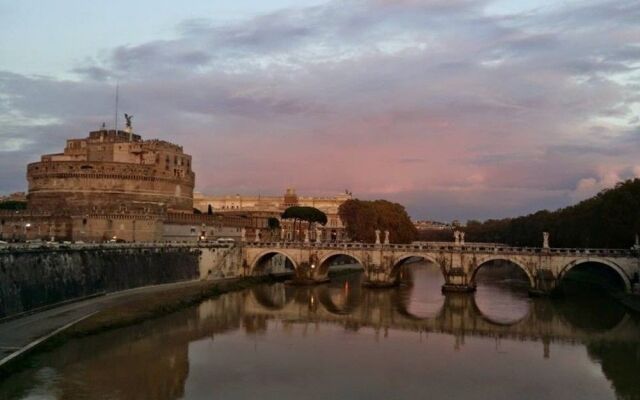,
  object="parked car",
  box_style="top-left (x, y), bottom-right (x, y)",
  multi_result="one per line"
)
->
top-left (216, 238), bottom-right (236, 244)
